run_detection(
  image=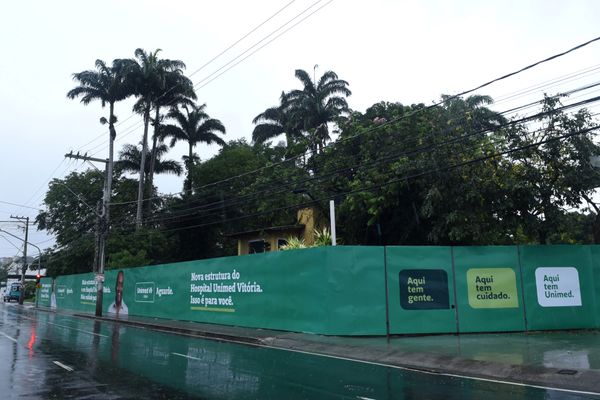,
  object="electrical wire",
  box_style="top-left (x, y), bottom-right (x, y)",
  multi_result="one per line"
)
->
top-left (110, 79), bottom-right (600, 216)
top-left (153, 123), bottom-right (600, 234)
top-left (102, 35), bottom-right (600, 207)
top-left (75, 0), bottom-right (312, 157)
top-left (105, 89), bottom-right (600, 230)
